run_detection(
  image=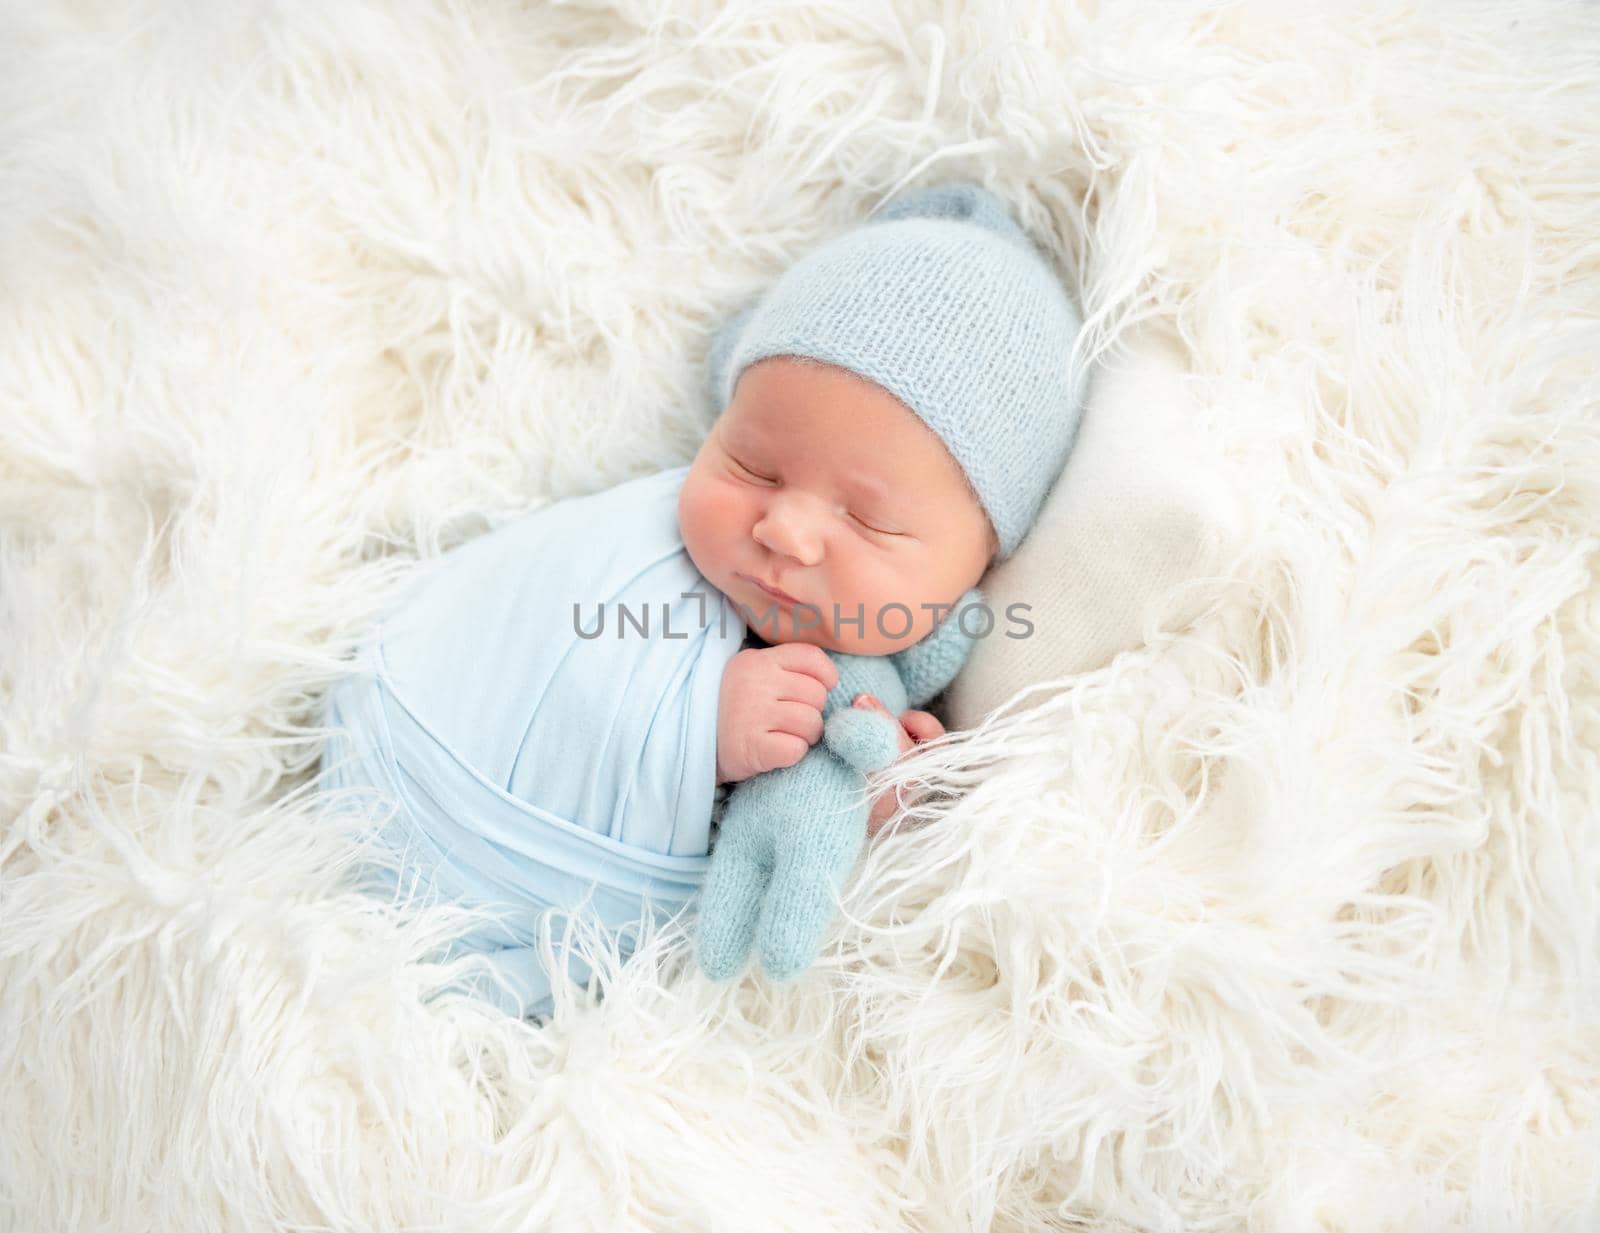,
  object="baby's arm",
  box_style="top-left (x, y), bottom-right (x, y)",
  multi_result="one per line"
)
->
top-left (715, 644), bottom-right (839, 785)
